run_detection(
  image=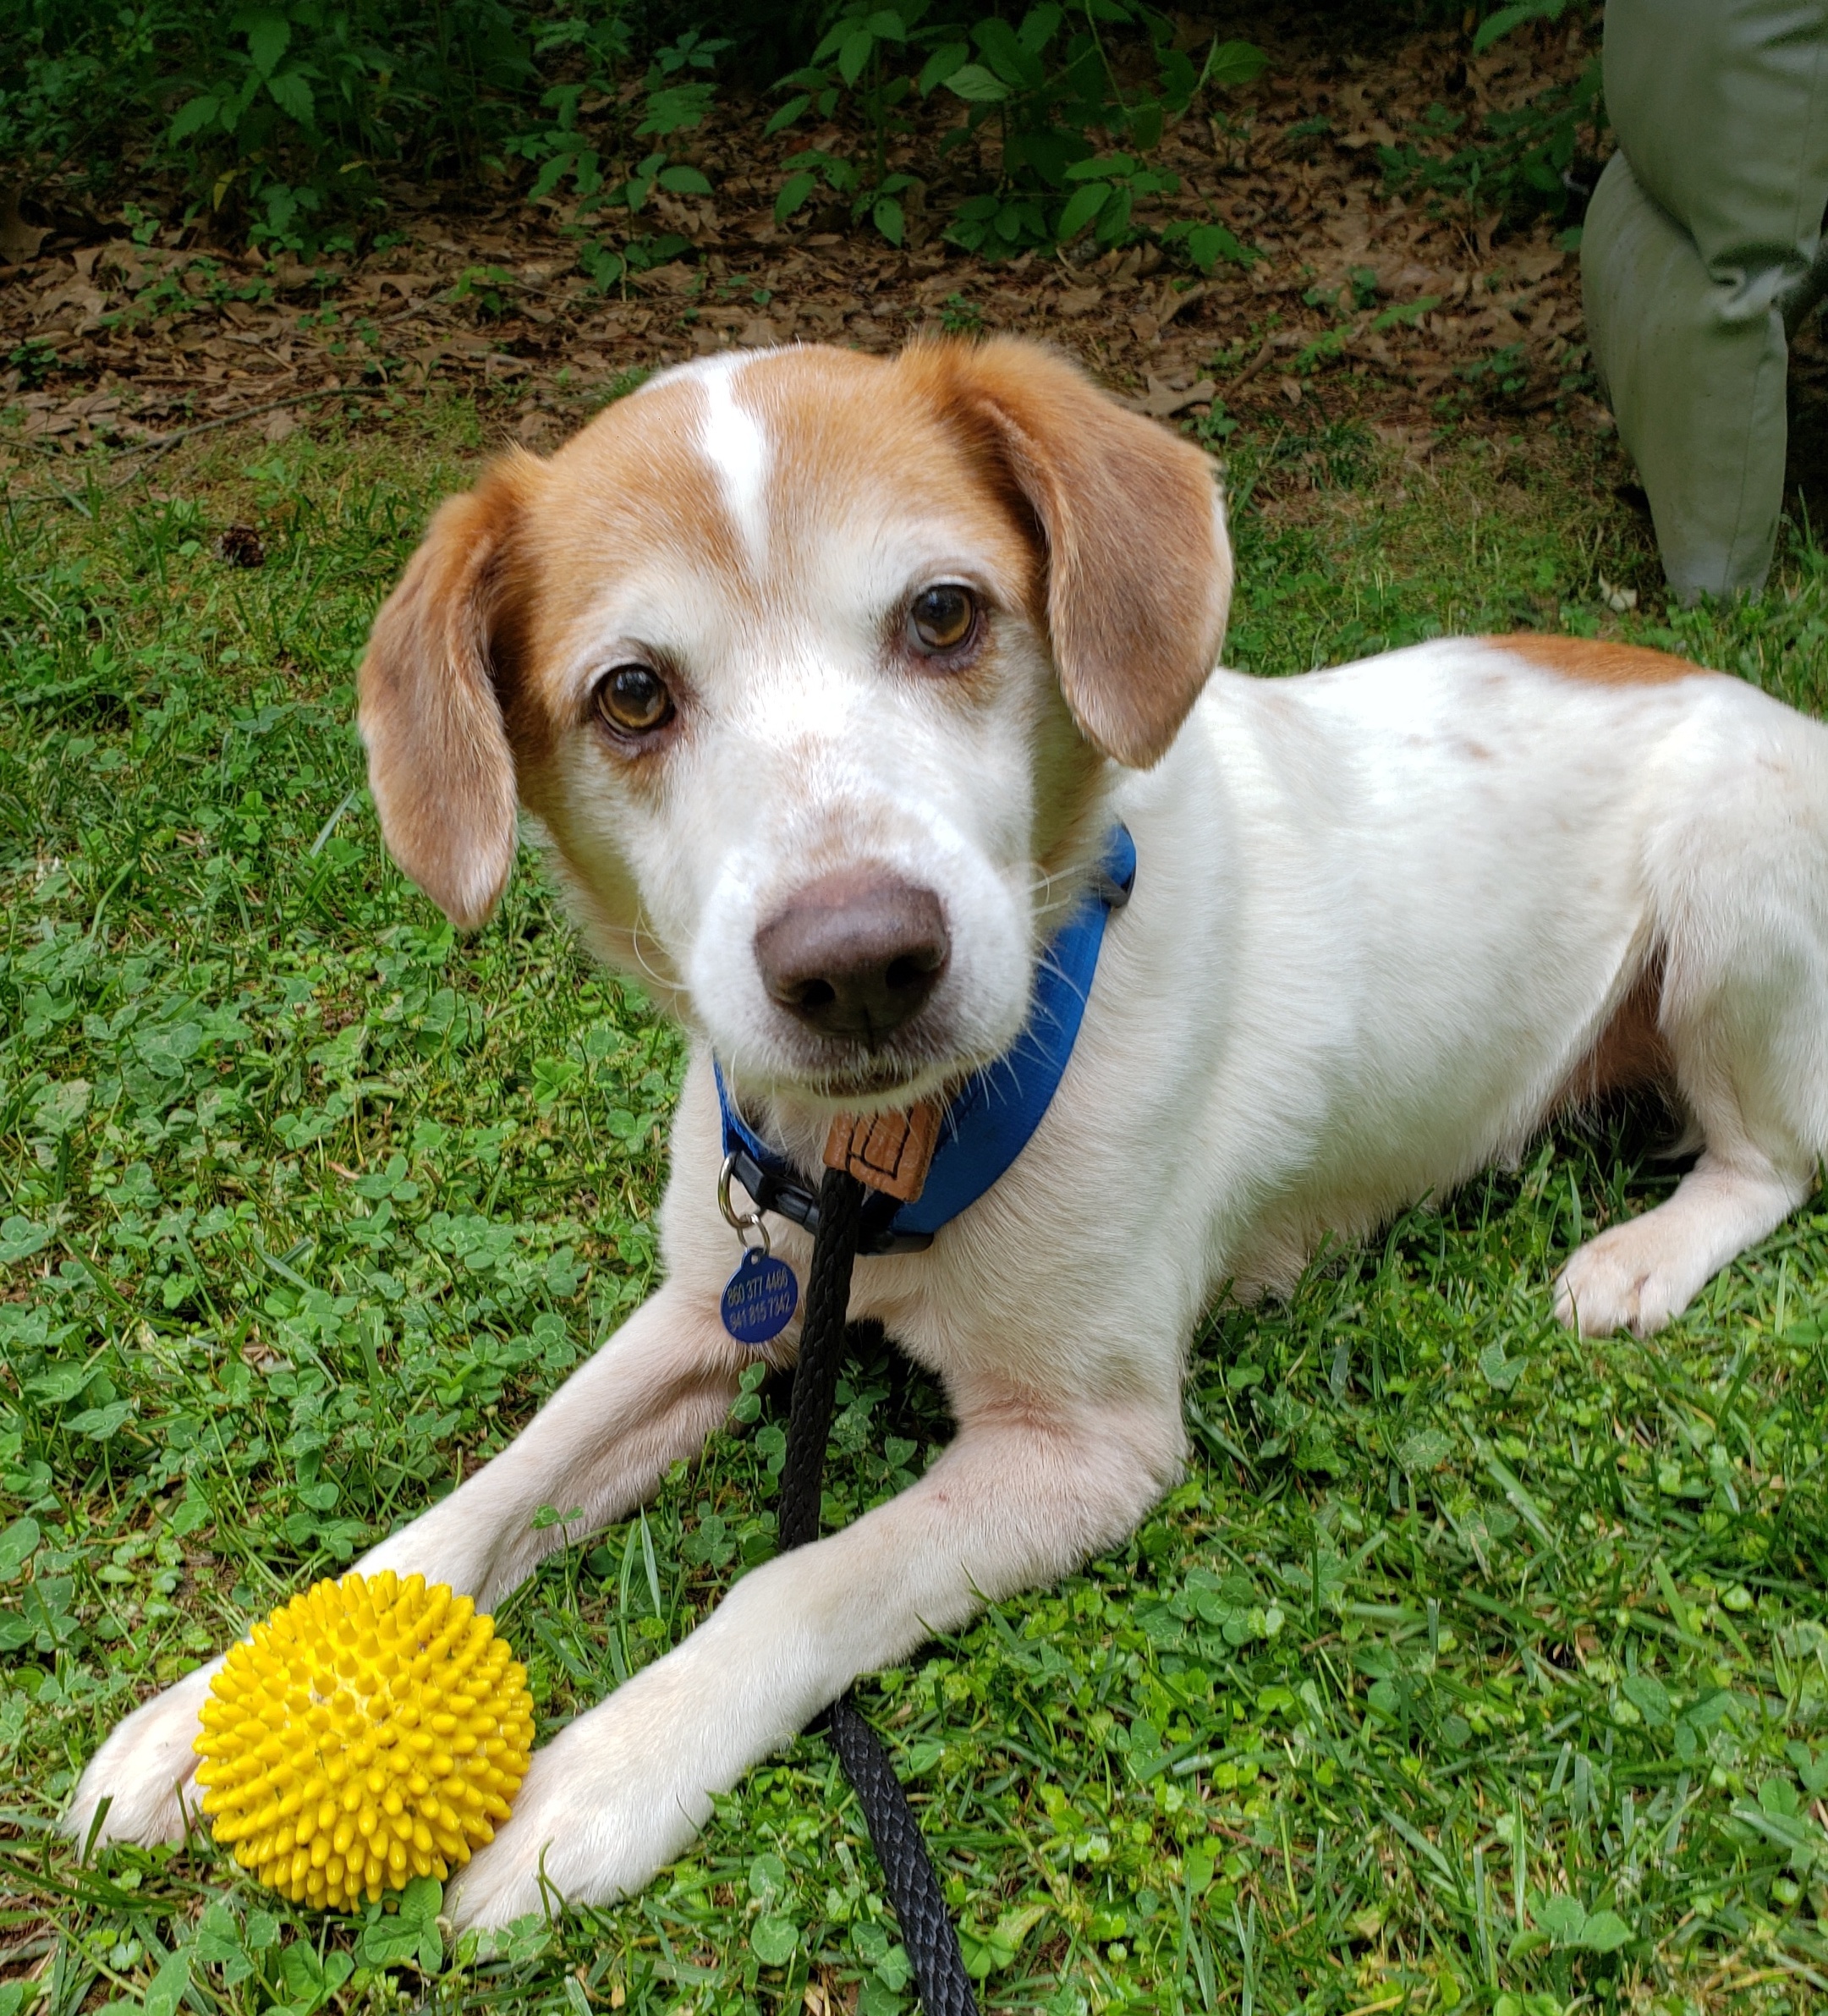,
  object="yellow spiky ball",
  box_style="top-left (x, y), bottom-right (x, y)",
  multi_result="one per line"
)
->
top-left (192, 1569), bottom-right (535, 1911)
